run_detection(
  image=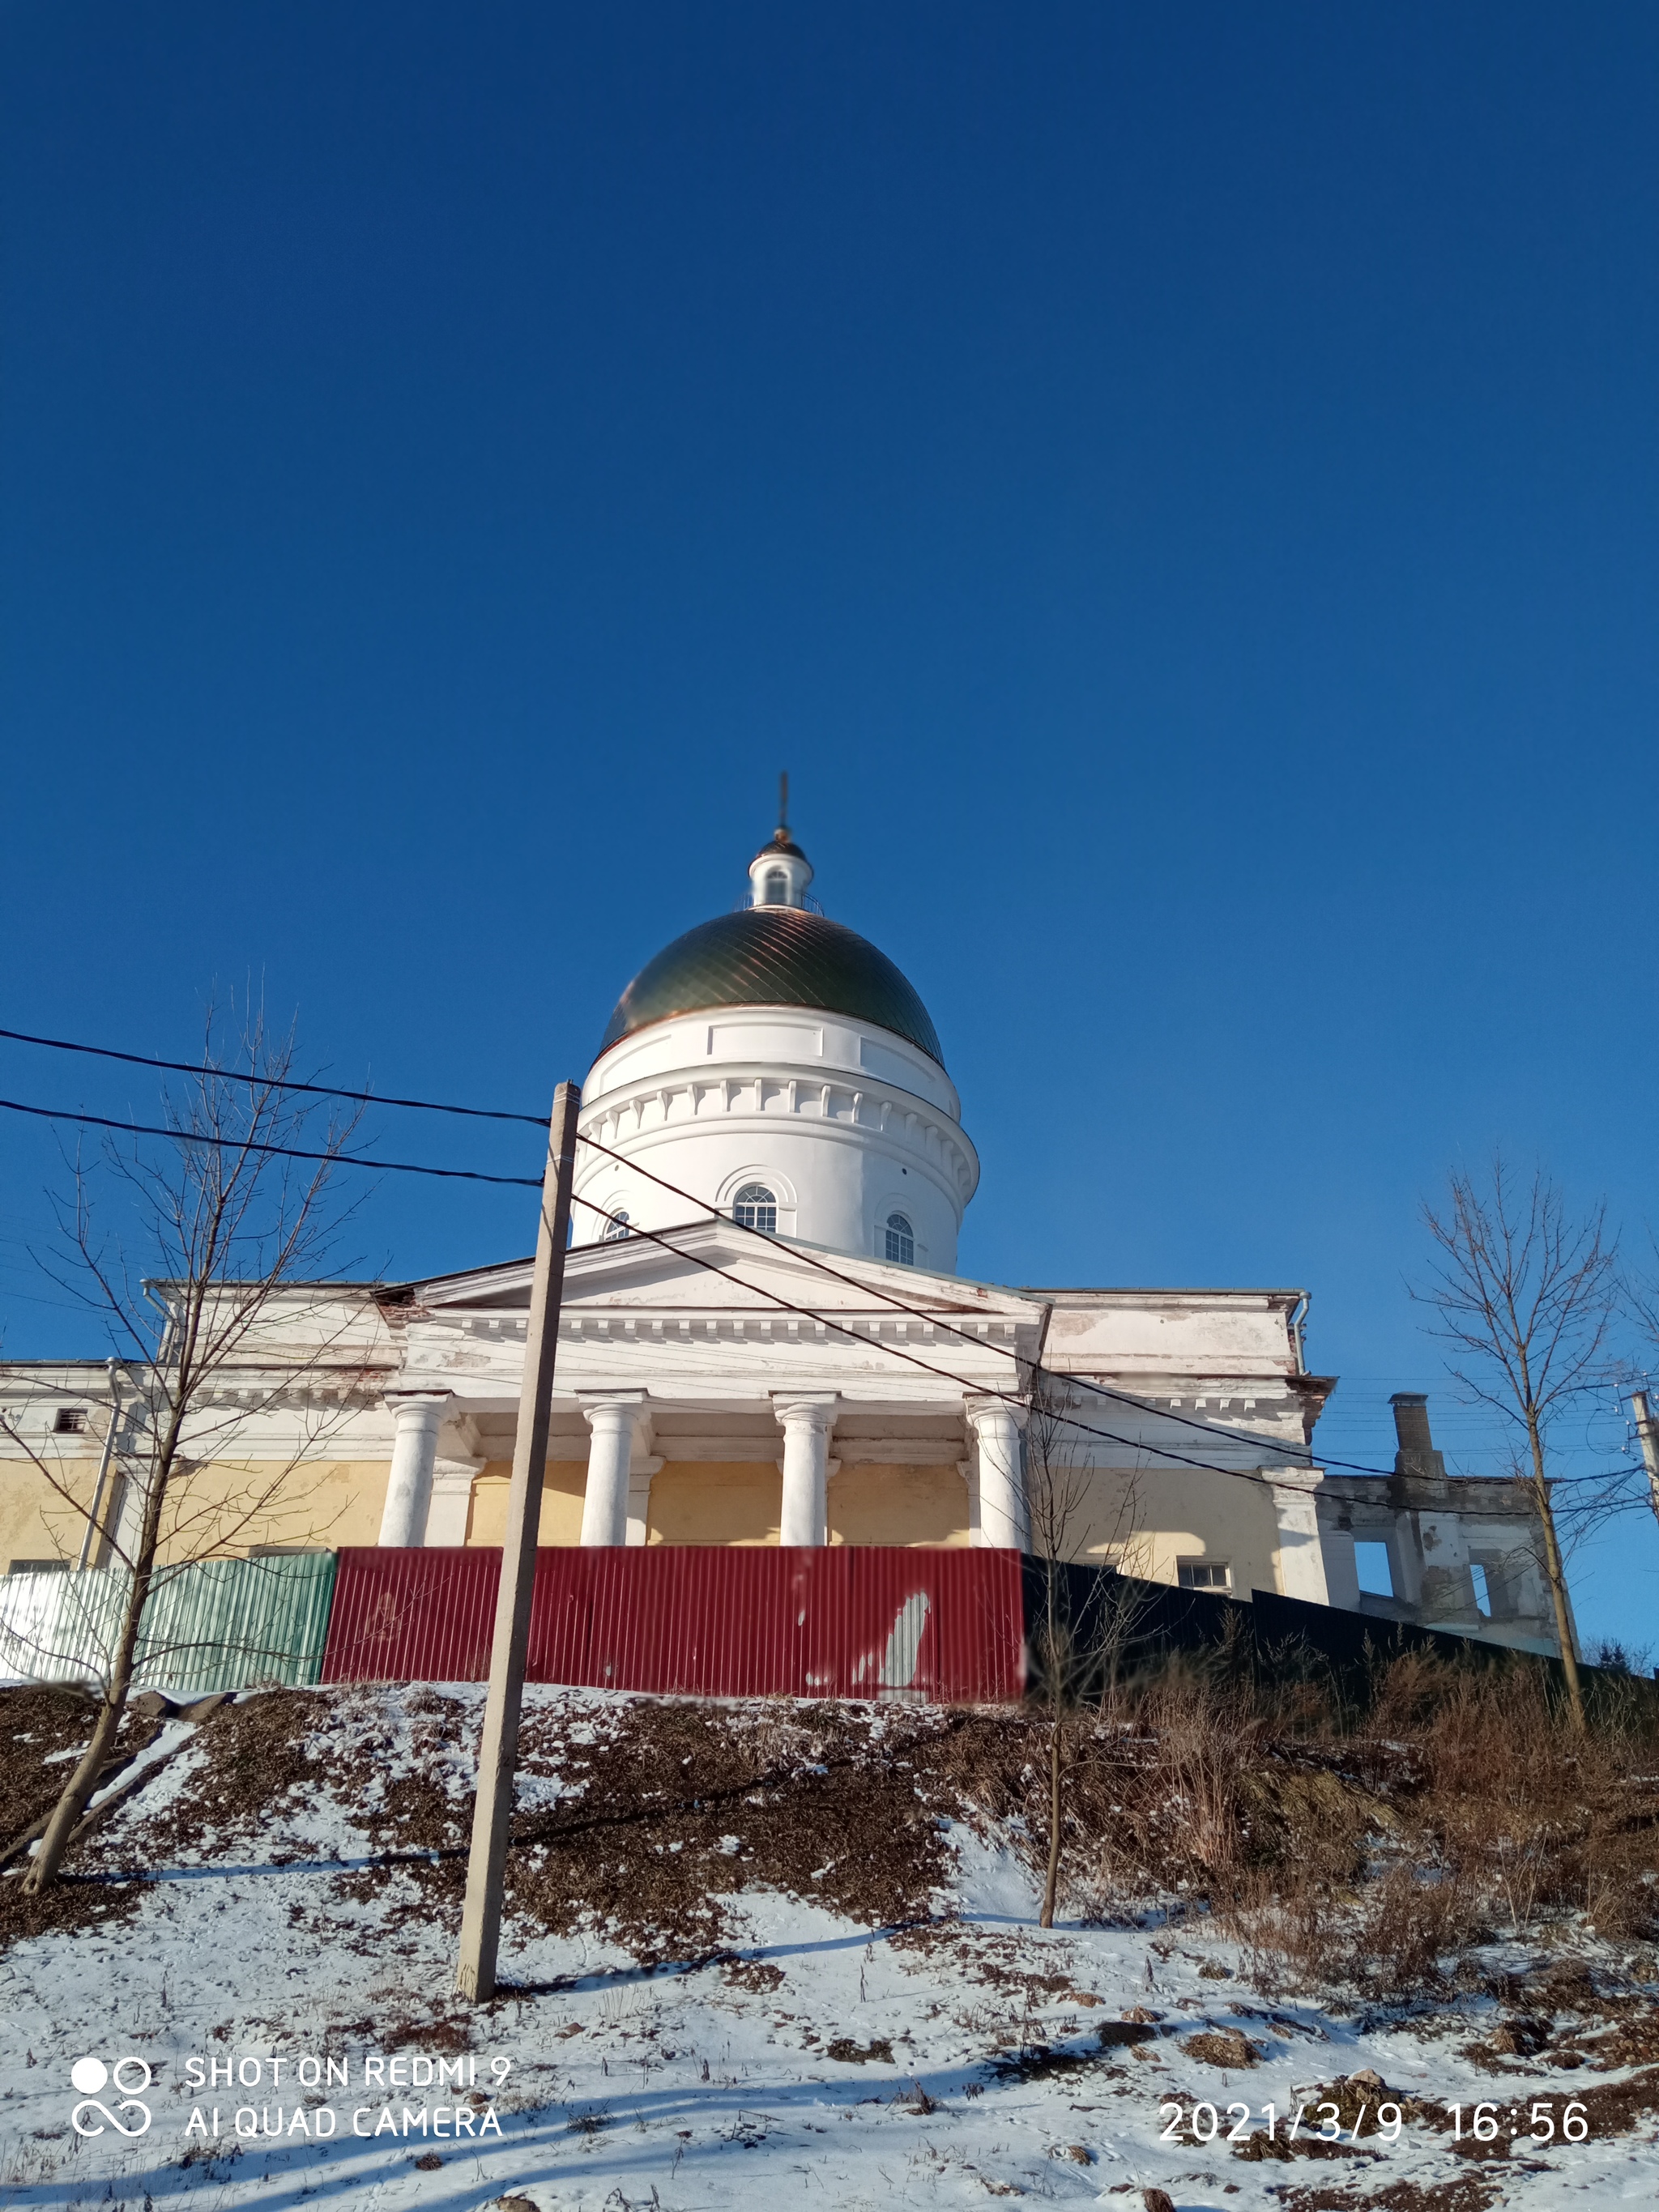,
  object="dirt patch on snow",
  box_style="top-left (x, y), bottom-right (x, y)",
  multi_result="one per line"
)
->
top-left (1182, 2025), bottom-right (1264, 2068)
top-left (0, 1865), bottom-right (148, 1950)
top-left (108, 1687), bottom-right (957, 1967)
top-left (0, 1682), bottom-right (151, 1846)
top-left (1284, 2182), bottom-right (1499, 2212)
top-left (508, 1697), bottom-right (953, 1963)
top-left (123, 1687), bottom-right (327, 1856)
top-left (0, 1685), bottom-right (166, 1950)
